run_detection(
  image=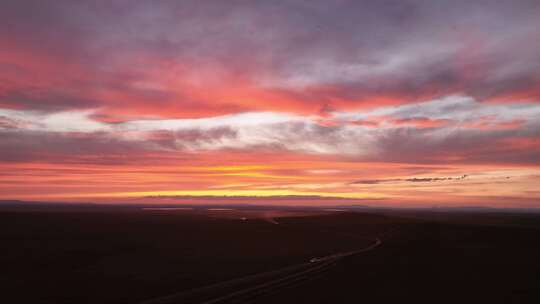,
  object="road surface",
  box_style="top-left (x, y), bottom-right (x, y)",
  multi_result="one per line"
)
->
top-left (139, 237), bottom-right (382, 304)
